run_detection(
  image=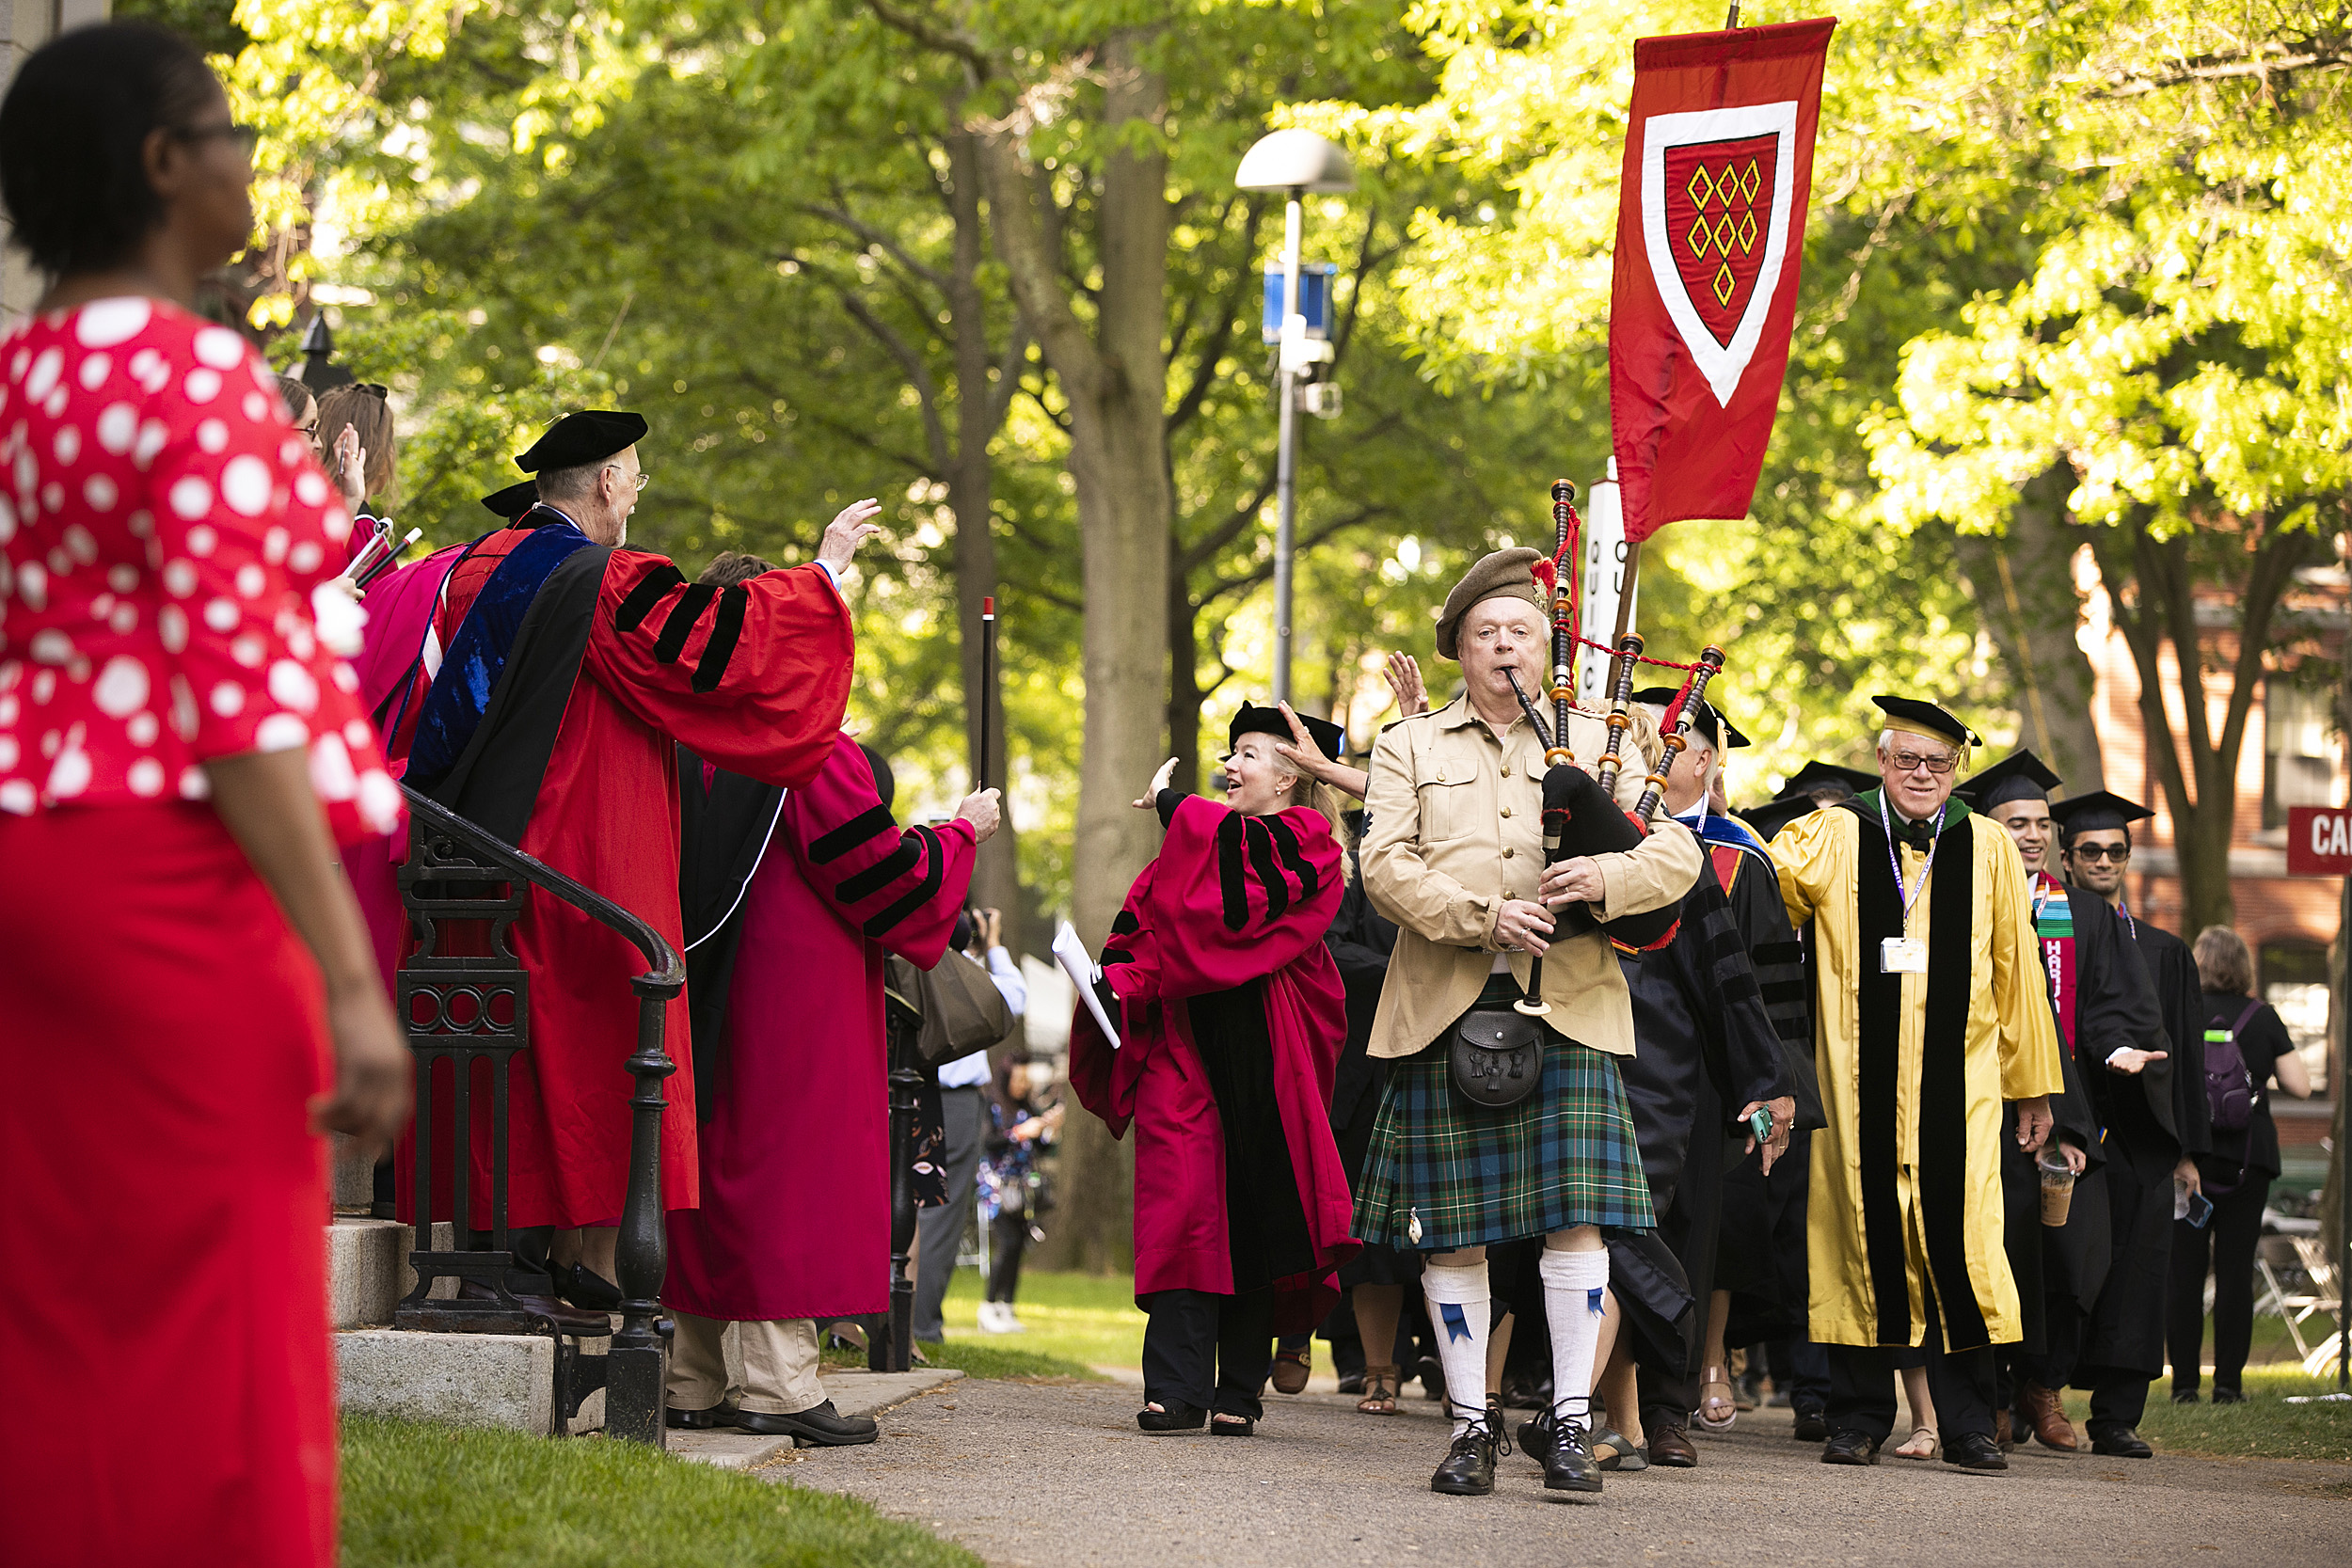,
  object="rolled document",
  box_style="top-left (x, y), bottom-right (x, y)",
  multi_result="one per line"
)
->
top-left (1054, 920), bottom-right (1120, 1049)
